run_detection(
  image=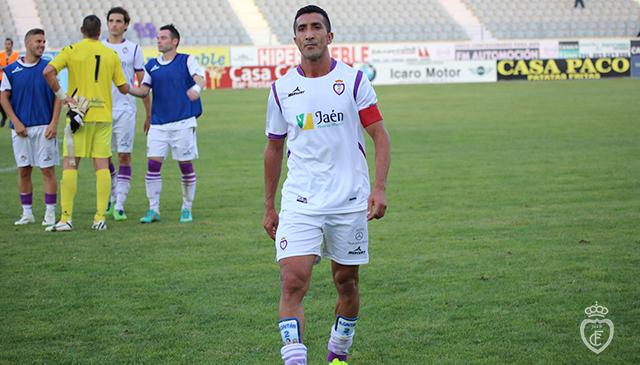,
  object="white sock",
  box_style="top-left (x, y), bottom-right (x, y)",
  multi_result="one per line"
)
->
top-left (179, 162), bottom-right (196, 211)
top-left (115, 165), bottom-right (132, 211)
top-left (146, 175), bottom-right (162, 213)
top-left (109, 163), bottom-right (117, 204)
top-left (328, 316), bottom-right (357, 356)
top-left (45, 204), bottom-right (56, 214)
top-left (281, 343), bottom-right (307, 365)
top-left (23, 205), bottom-right (33, 217)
